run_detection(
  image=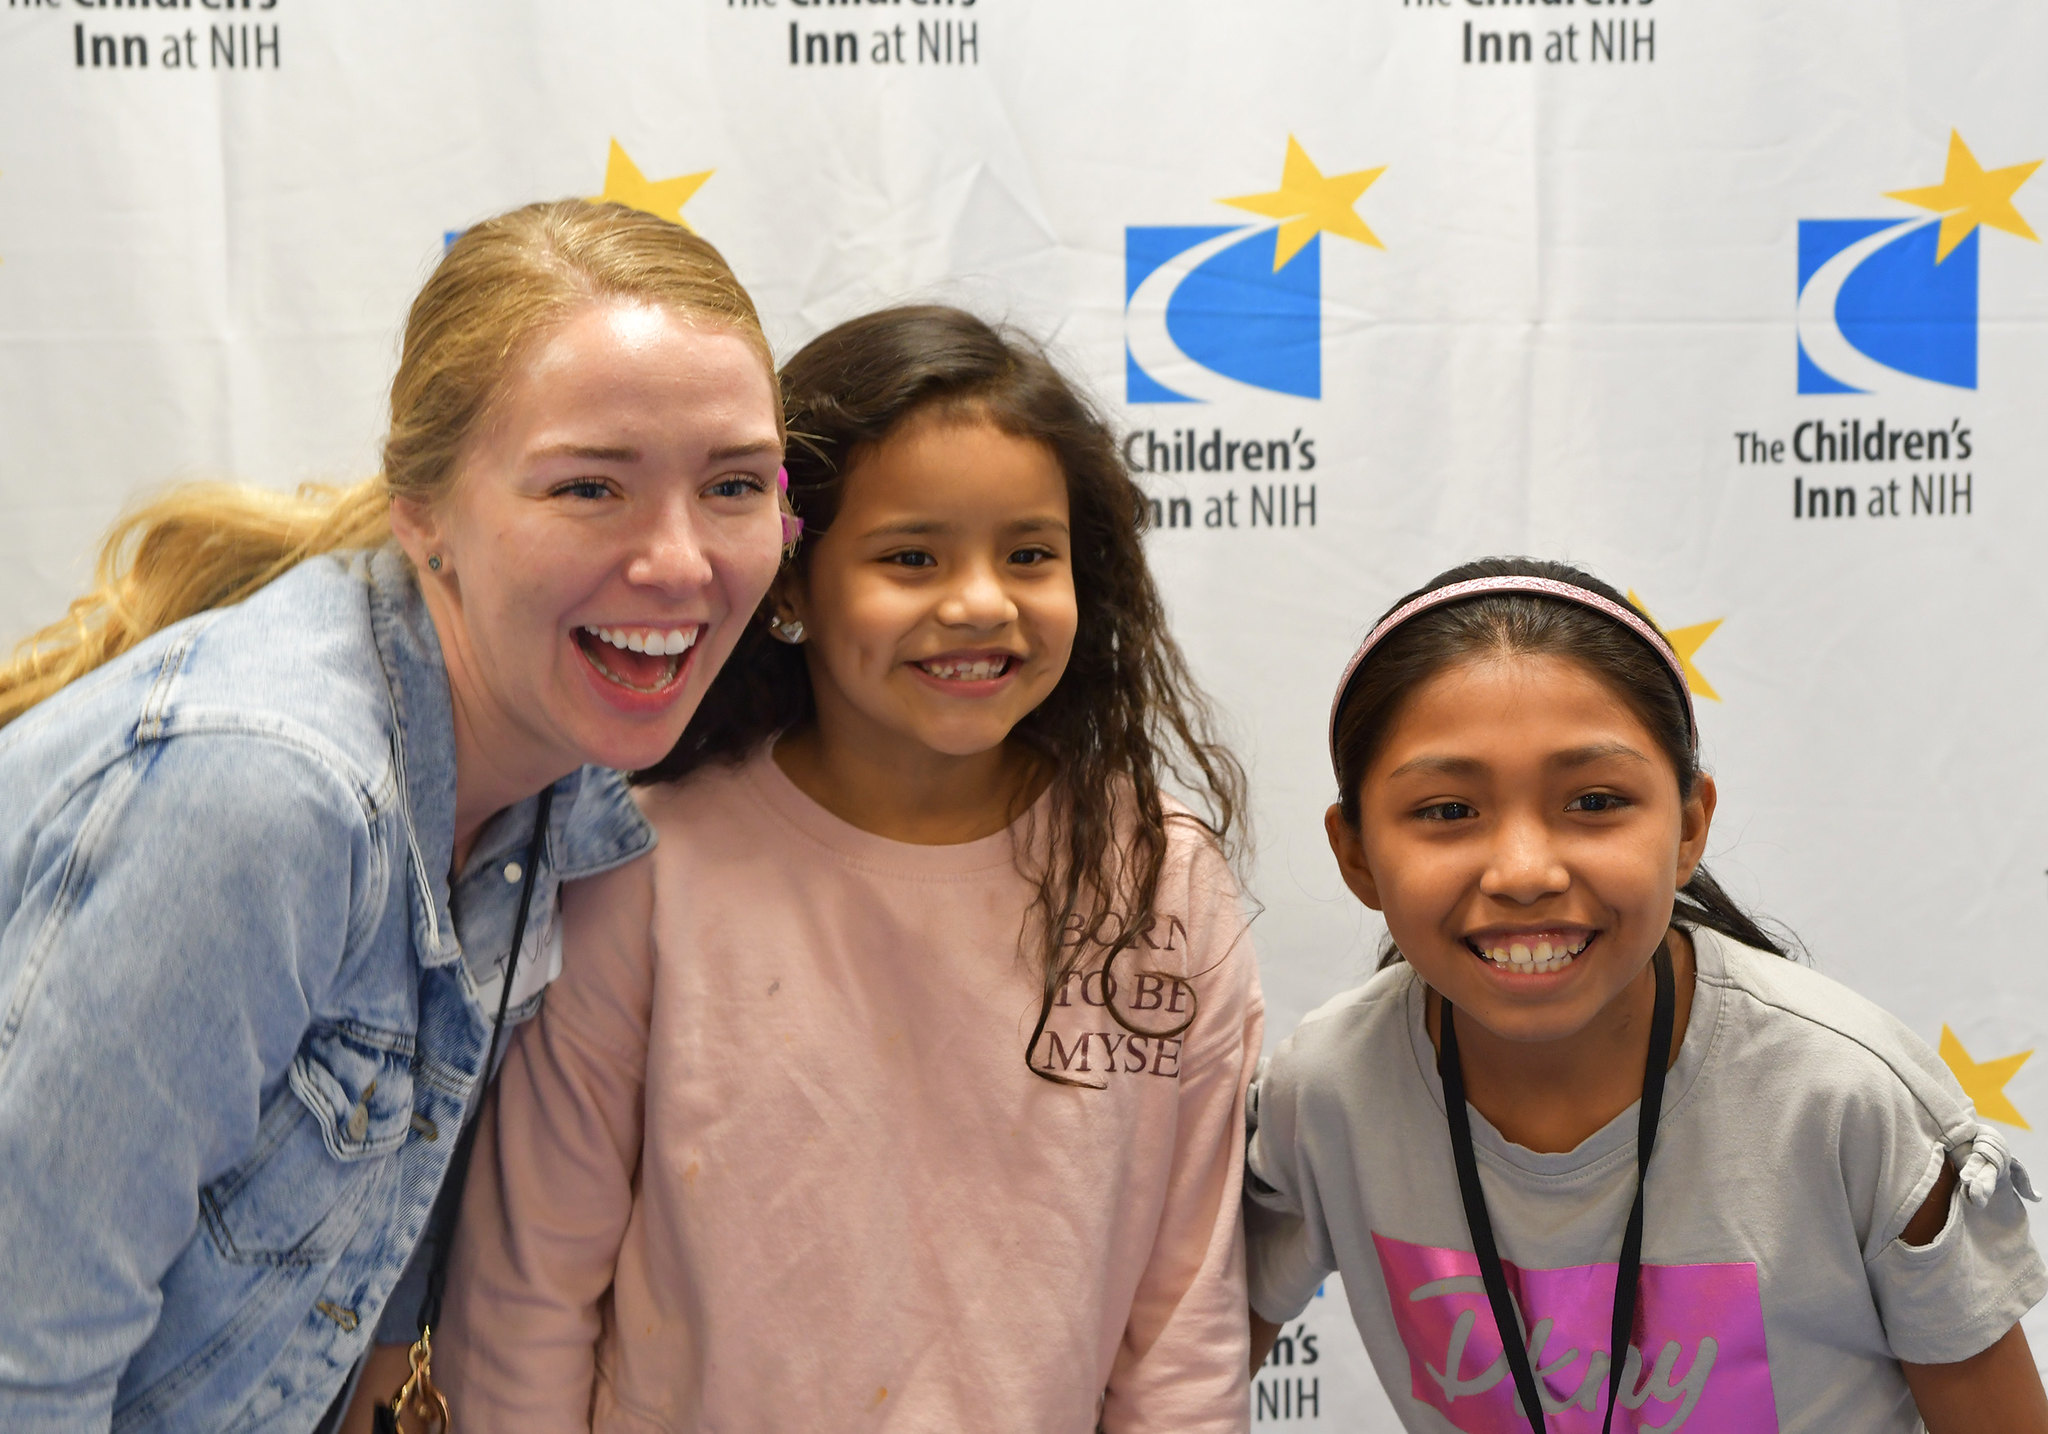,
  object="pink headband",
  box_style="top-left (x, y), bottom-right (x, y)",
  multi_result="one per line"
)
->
top-left (1327, 575), bottom-right (1698, 769)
